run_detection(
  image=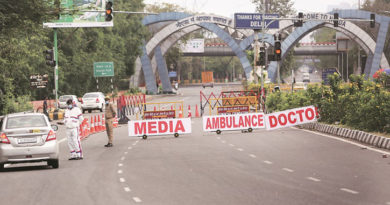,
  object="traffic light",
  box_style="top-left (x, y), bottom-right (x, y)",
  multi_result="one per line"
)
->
top-left (257, 48), bottom-right (266, 66)
top-left (294, 12), bottom-right (303, 27)
top-left (44, 49), bottom-right (56, 67)
top-left (274, 41), bottom-right (282, 61)
top-left (333, 13), bottom-right (339, 27)
top-left (370, 13), bottom-right (375, 28)
top-left (105, 1), bottom-right (113, 21)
